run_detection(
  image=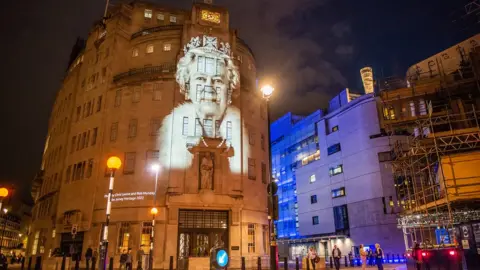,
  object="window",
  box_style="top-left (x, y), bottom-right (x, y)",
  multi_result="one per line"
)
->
top-left (312, 216), bottom-right (319, 225)
top-left (86, 159), bottom-right (93, 178)
top-left (226, 121), bottom-right (232, 141)
top-left (124, 152), bottom-right (136, 174)
top-left (110, 122), bottom-right (118, 142)
top-left (140, 222), bottom-right (152, 254)
top-left (128, 119), bottom-right (138, 138)
top-left (329, 164), bottom-right (343, 176)
top-left (144, 9), bottom-right (152, 18)
top-left (92, 128), bottom-right (98, 146)
top-left (71, 136), bottom-right (76, 153)
top-left (76, 106), bottom-right (81, 121)
top-left (248, 158), bottom-right (256, 180)
top-left (249, 128), bottom-right (255, 145)
top-left (310, 195), bottom-right (317, 204)
top-left (146, 44), bottom-right (154, 54)
top-left (247, 224), bottom-right (255, 253)
top-left (118, 223), bottom-right (130, 251)
top-left (261, 134), bottom-right (265, 151)
top-left (261, 162), bottom-right (267, 184)
top-left (163, 43), bottom-right (171, 51)
top-left (132, 48), bottom-right (139, 57)
top-left (204, 119), bottom-right (213, 137)
top-left (327, 143), bottom-right (341, 155)
top-left (310, 174), bottom-right (316, 183)
top-left (85, 130), bottom-right (90, 148)
top-left (96, 95), bottom-right (103, 112)
top-left (170, 15), bottom-right (177, 23)
top-left (31, 231), bottom-right (40, 255)
top-left (153, 85), bottom-right (161, 101)
top-left (333, 205), bottom-right (349, 231)
top-left (419, 99), bottom-right (427, 115)
top-left (378, 151), bottom-right (392, 162)
top-left (262, 225), bottom-right (268, 254)
top-left (182, 117), bottom-right (189, 136)
top-left (332, 126), bottom-right (339, 132)
top-left (195, 118), bottom-right (202, 136)
top-left (332, 187), bottom-right (346, 198)
top-left (157, 13), bottom-right (164, 22)
top-left (132, 87), bottom-right (141, 103)
top-left (114, 90), bottom-right (122, 107)
top-left (146, 150), bottom-right (159, 165)
top-left (215, 120), bottom-right (221, 137)
top-left (150, 118), bottom-right (161, 136)
top-left (66, 166), bottom-right (72, 183)
top-left (409, 101), bottom-right (416, 117)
